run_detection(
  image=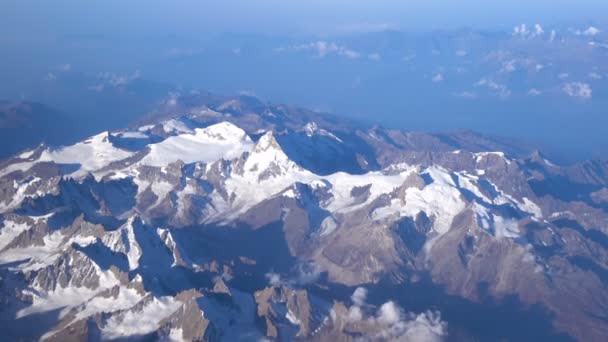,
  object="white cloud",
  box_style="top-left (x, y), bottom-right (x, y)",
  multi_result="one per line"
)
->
top-left (335, 288), bottom-right (448, 342)
top-left (264, 263), bottom-right (322, 287)
top-left (368, 53), bottom-right (381, 61)
top-left (528, 88), bottom-right (542, 96)
top-left (455, 49), bottom-right (467, 57)
top-left (578, 26), bottom-right (601, 36)
top-left (558, 73), bottom-right (569, 80)
top-left (163, 47), bottom-right (201, 59)
top-left (563, 82), bottom-right (592, 100)
top-left (476, 78), bottom-right (511, 98)
top-left (265, 272), bottom-right (283, 286)
top-left (501, 60), bottom-right (517, 73)
top-left (377, 311), bottom-right (447, 342)
top-left (59, 63), bottom-right (71, 72)
top-left (453, 91), bottom-right (477, 99)
top-left (432, 73), bottom-right (444, 83)
top-left (513, 23), bottom-right (545, 39)
top-left (336, 22), bottom-right (400, 34)
top-left (351, 287), bottom-right (368, 306)
top-left (549, 30), bottom-right (557, 42)
top-left (95, 70), bottom-right (141, 87)
top-left (589, 72), bottom-right (603, 80)
top-left (275, 41), bottom-right (360, 59)
top-left (377, 301), bottom-right (402, 325)
top-left (165, 91), bottom-right (180, 106)
top-left (403, 54), bottom-right (416, 62)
